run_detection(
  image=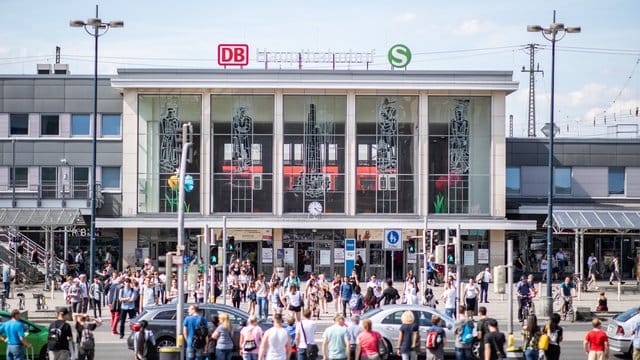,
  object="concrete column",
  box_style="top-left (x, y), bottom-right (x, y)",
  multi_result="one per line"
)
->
top-left (121, 90), bottom-right (139, 216)
top-left (122, 228), bottom-right (138, 269)
top-left (490, 230), bottom-right (506, 266)
top-left (345, 91), bottom-right (356, 216)
top-left (274, 91), bottom-right (284, 215)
